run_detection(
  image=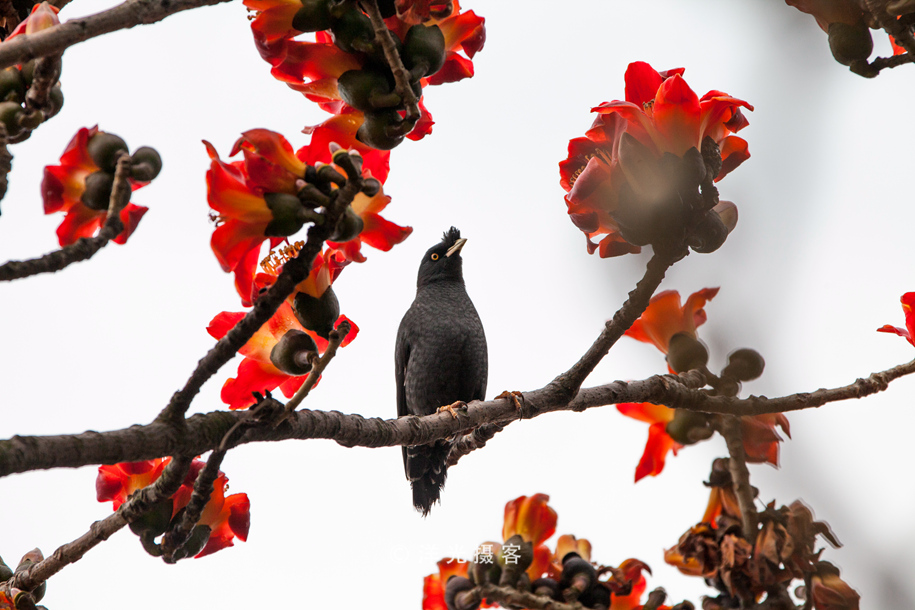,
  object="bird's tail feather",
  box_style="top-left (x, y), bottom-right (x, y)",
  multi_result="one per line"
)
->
top-left (406, 440), bottom-right (451, 516)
